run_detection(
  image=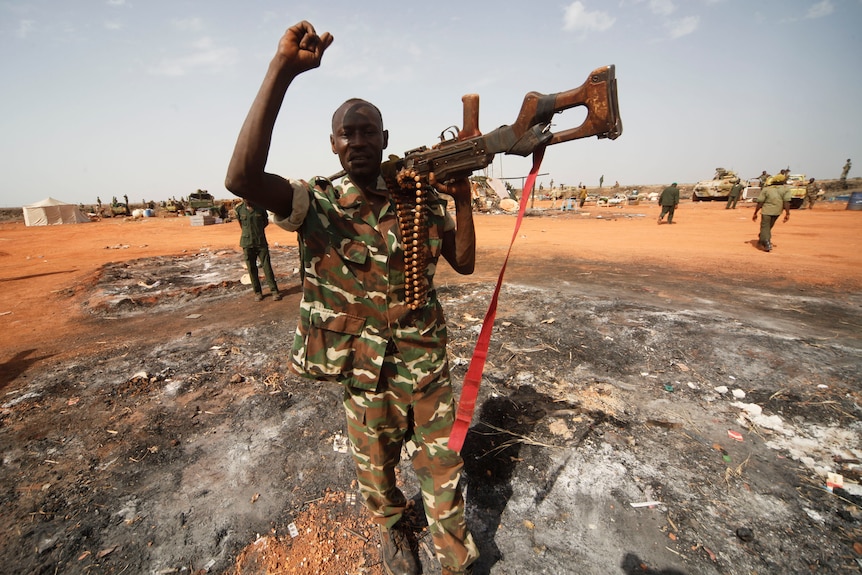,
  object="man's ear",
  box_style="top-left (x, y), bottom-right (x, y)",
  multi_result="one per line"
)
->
top-left (382, 129), bottom-right (389, 150)
top-left (330, 134), bottom-right (337, 154)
